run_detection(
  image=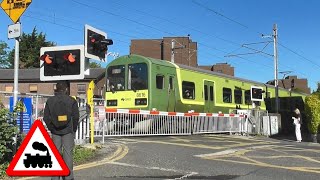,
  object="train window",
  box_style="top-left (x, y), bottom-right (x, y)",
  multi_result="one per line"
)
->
top-left (210, 86), bottom-right (214, 101)
top-left (234, 89), bottom-right (242, 104)
top-left (169, 76), bottom-right (173, 90)
top-left (223, 88), bottom-right (232, 103)
top-left (106, 65), bottom-right (125, 92)
top-left (266, 91), bottom-right (271, 98)
top-left (156, 75), bottom-right (164, 89)
top-left (245, 90), bottom-right (251, 105)
top-left (128, 63), bottom-right (148, 90)
top-left (182, 81), bottom-right (195, 99)
top-left (204, 85), bottom-right (208, 100)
